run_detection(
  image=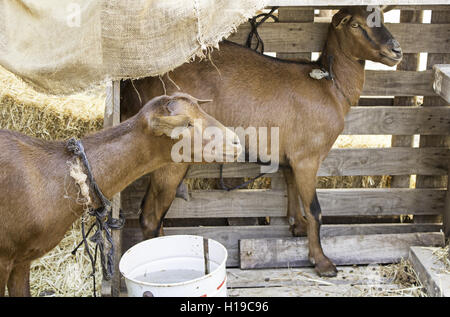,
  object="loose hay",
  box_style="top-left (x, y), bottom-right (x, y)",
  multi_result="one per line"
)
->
top-left (432, 245), bottom-right (450, 274)
top-left (29, 218), bottom-right (102, 297)
top-left (376, 259), bottom-right (427, 297)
